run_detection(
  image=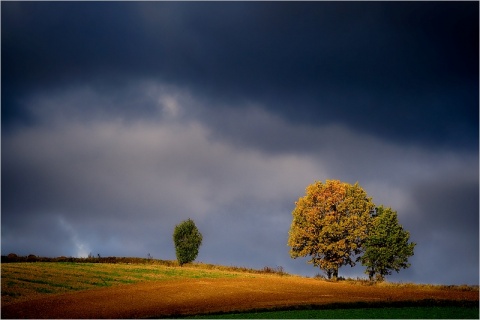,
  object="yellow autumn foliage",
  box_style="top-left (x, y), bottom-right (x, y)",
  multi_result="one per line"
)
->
top-left (288, 179), bottom-right (374, 280)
